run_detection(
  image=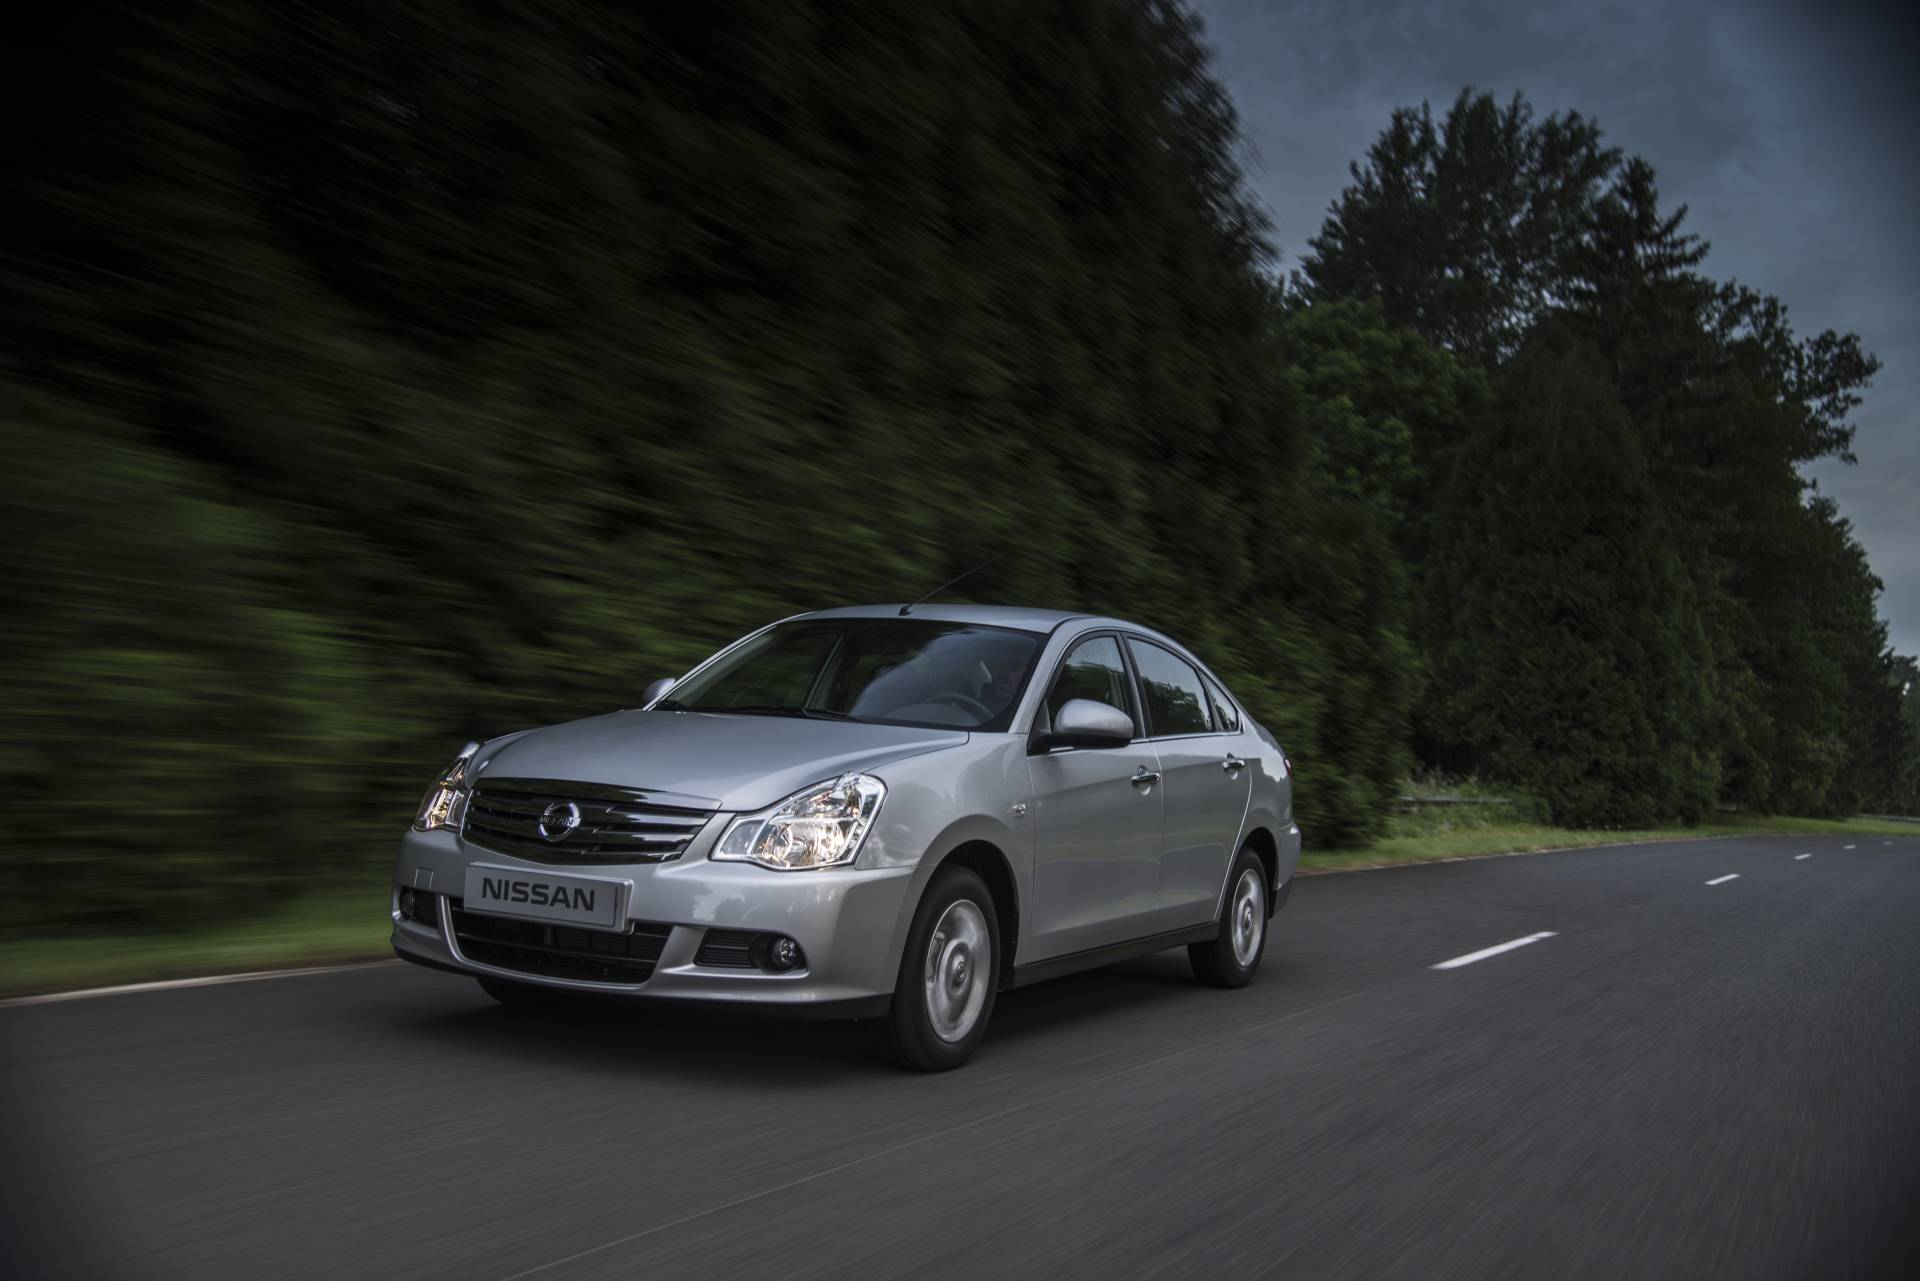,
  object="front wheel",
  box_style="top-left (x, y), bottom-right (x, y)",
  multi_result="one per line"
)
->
top-left (1190, 847), bottom-right (1268, 988)
top-left (886, 866), bottom-right (1000, 1071)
